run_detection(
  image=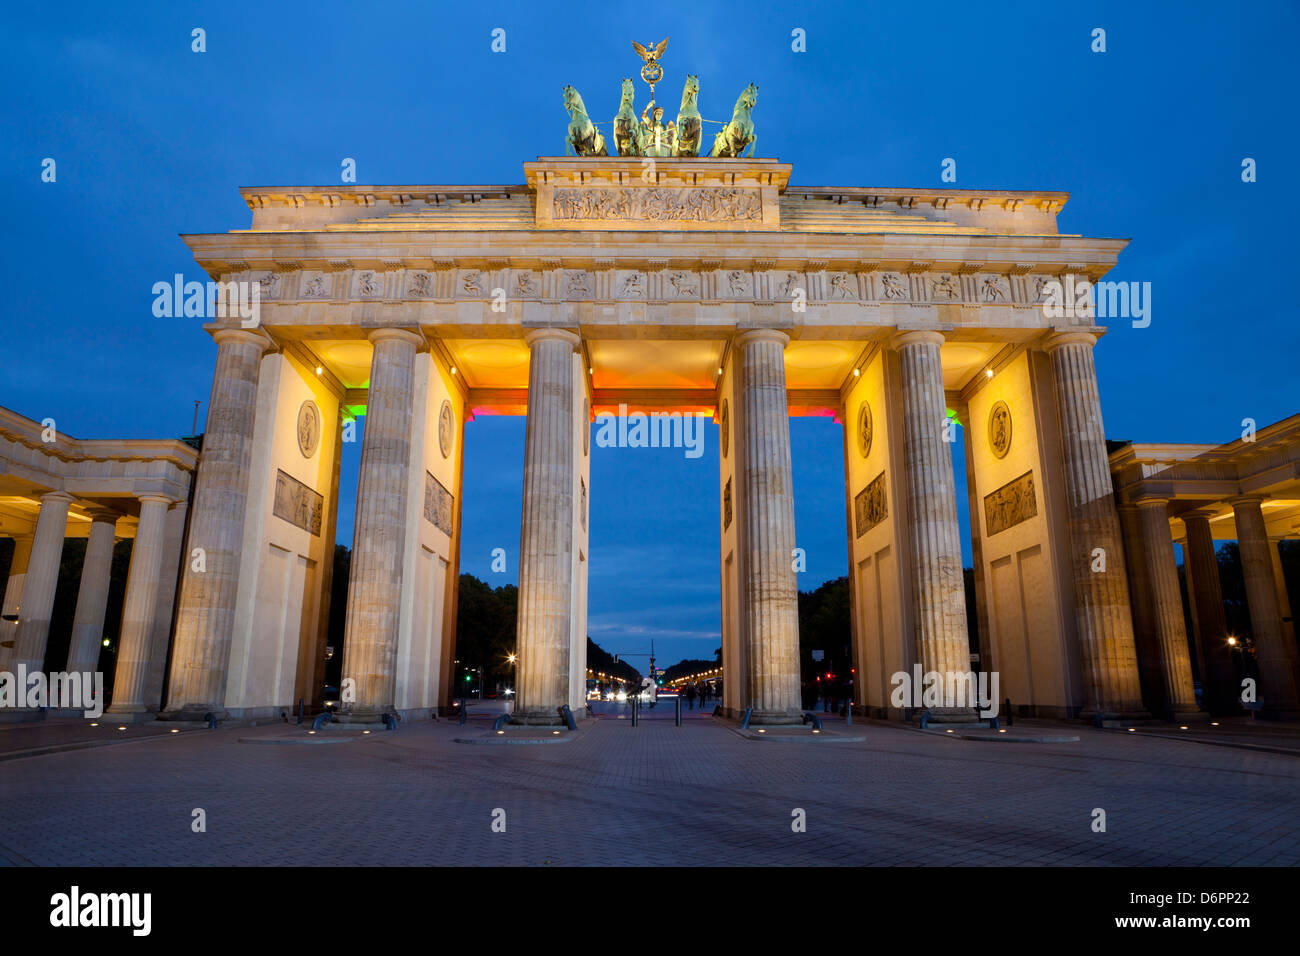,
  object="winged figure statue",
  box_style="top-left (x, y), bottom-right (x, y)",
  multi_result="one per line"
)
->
top-left (631, 37), bottom-right (668, 65)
